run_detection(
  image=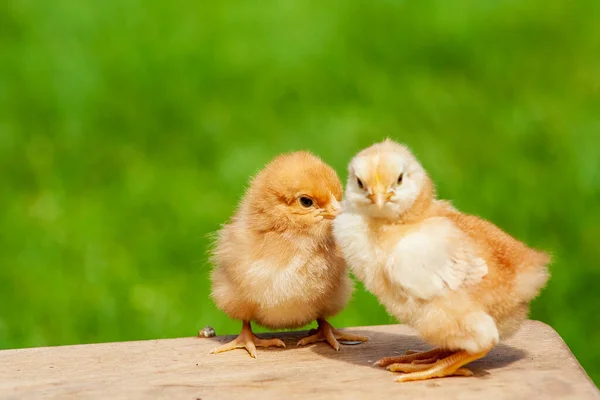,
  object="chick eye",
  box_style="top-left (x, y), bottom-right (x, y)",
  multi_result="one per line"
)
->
top-left (397, 173), bottom-right (404, 185)
top-left (299, 196), bottom-right (314, 208)
top-left (356, 177), bottom-right (364, 189)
